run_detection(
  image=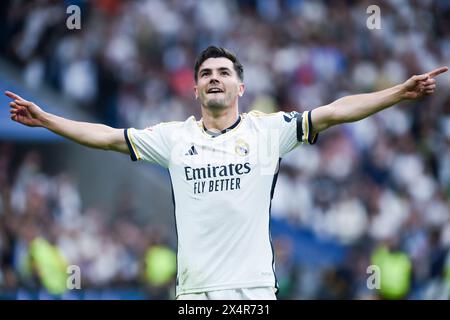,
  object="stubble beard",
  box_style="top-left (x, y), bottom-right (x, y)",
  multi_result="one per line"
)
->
top-left (206, 97), bottom-right (228, 110)
top-left (201, 91), bottom-right (232, 110)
